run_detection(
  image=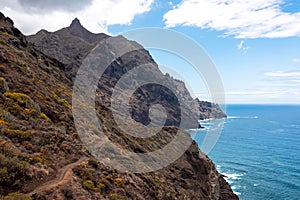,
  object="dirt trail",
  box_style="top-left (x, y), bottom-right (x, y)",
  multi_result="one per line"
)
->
top-left (27, 157), bottom-right (89, 196)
